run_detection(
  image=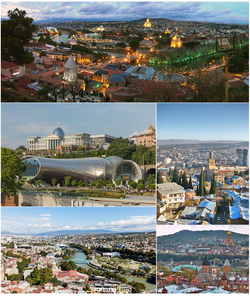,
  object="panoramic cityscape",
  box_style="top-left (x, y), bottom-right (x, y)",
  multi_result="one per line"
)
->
top-left (1, 1), bottom-right (250, 294)
top-left (157, 225), bottom-right (249, 293)
top-left (157, 104), bottom-right (249, 225)
top-left (1, 207), bottom-right (156, 293)
top-left (1, 2), bottom-right (249, 102)
top-left (1, 103), bottom-right (156, 207)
